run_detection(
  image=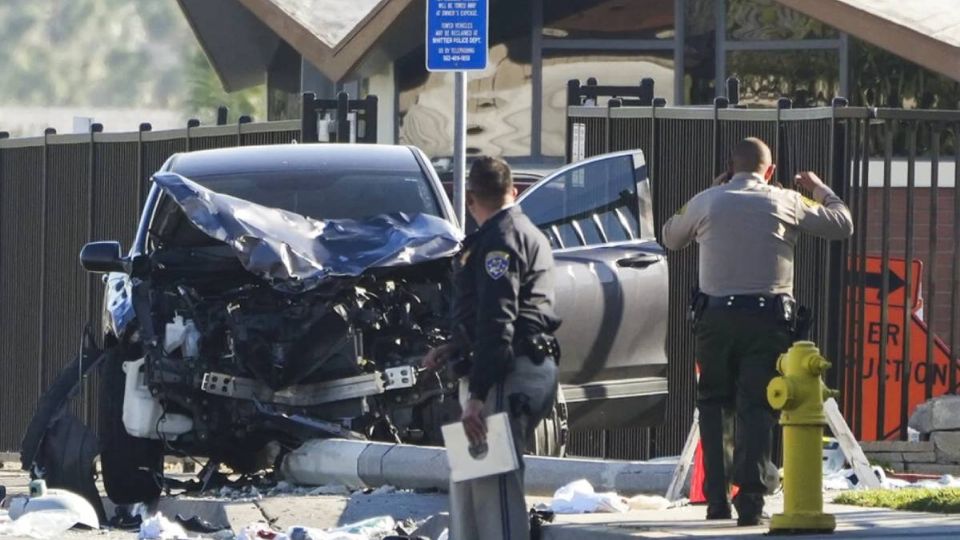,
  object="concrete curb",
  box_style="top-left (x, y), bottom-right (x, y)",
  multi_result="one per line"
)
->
top-left (280, 439), bottom-right (675, 496)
